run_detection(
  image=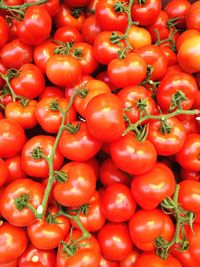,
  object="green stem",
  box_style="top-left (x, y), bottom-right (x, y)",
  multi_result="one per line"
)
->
top-left (0, 73), bottom-right (17, 101)
top-left (0, 0), bottom-right (47, 10)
